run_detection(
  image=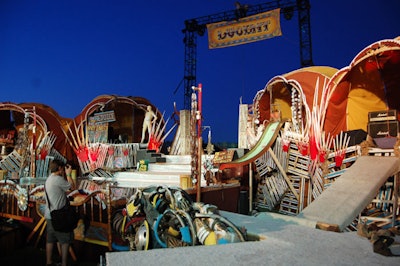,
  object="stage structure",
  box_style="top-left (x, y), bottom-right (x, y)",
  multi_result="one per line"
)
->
top-left (181, 0), bottom-right (313, 109)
